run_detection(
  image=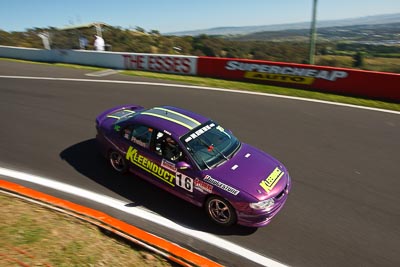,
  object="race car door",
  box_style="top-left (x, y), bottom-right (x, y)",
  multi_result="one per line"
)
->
top-left (151, 129), bottom-right (205, 205)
